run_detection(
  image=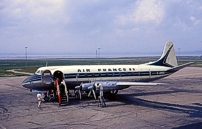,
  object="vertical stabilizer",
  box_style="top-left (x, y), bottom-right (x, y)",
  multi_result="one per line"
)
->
top-left (149, 41), bottom-right (178, 67)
